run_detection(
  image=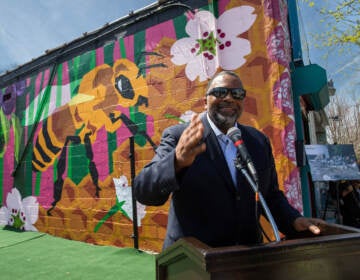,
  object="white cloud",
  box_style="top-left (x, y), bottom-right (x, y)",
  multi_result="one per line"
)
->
top-left (334, 55), bottom-right (360, 76)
